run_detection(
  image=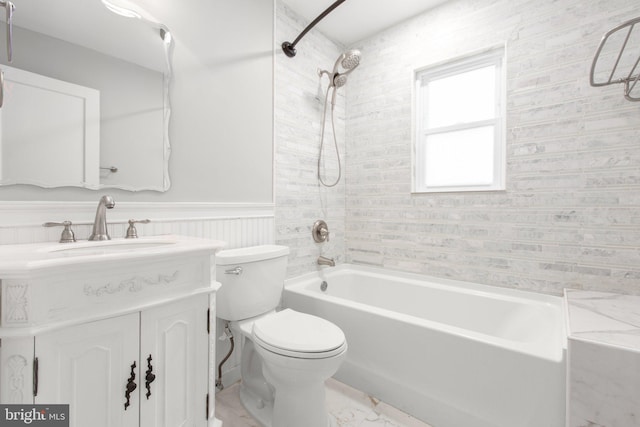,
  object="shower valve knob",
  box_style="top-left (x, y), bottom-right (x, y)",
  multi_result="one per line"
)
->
top-left (312, 220), bottom-right (330, 243)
